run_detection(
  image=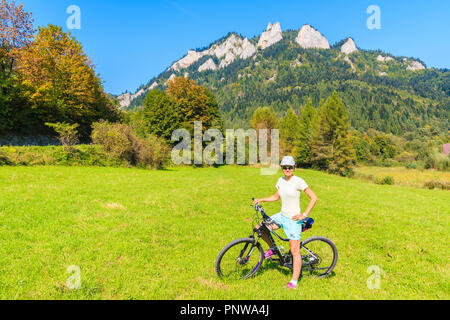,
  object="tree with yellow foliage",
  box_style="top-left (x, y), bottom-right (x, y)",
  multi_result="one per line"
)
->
top-left (166, 76), bottom-right (223, 135)
top-left (15, 24), bottom-right (120, 139)
top-left (0, 0), bottom-right (34, 133)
